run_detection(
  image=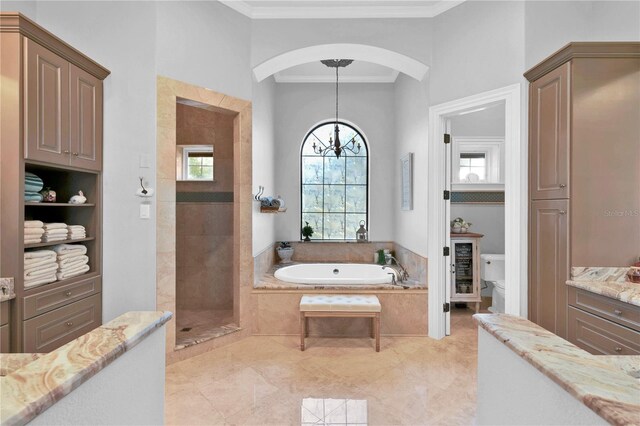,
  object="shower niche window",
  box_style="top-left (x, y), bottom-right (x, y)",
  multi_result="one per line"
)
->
top-left (176, 145), bottom-right (214, 181)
